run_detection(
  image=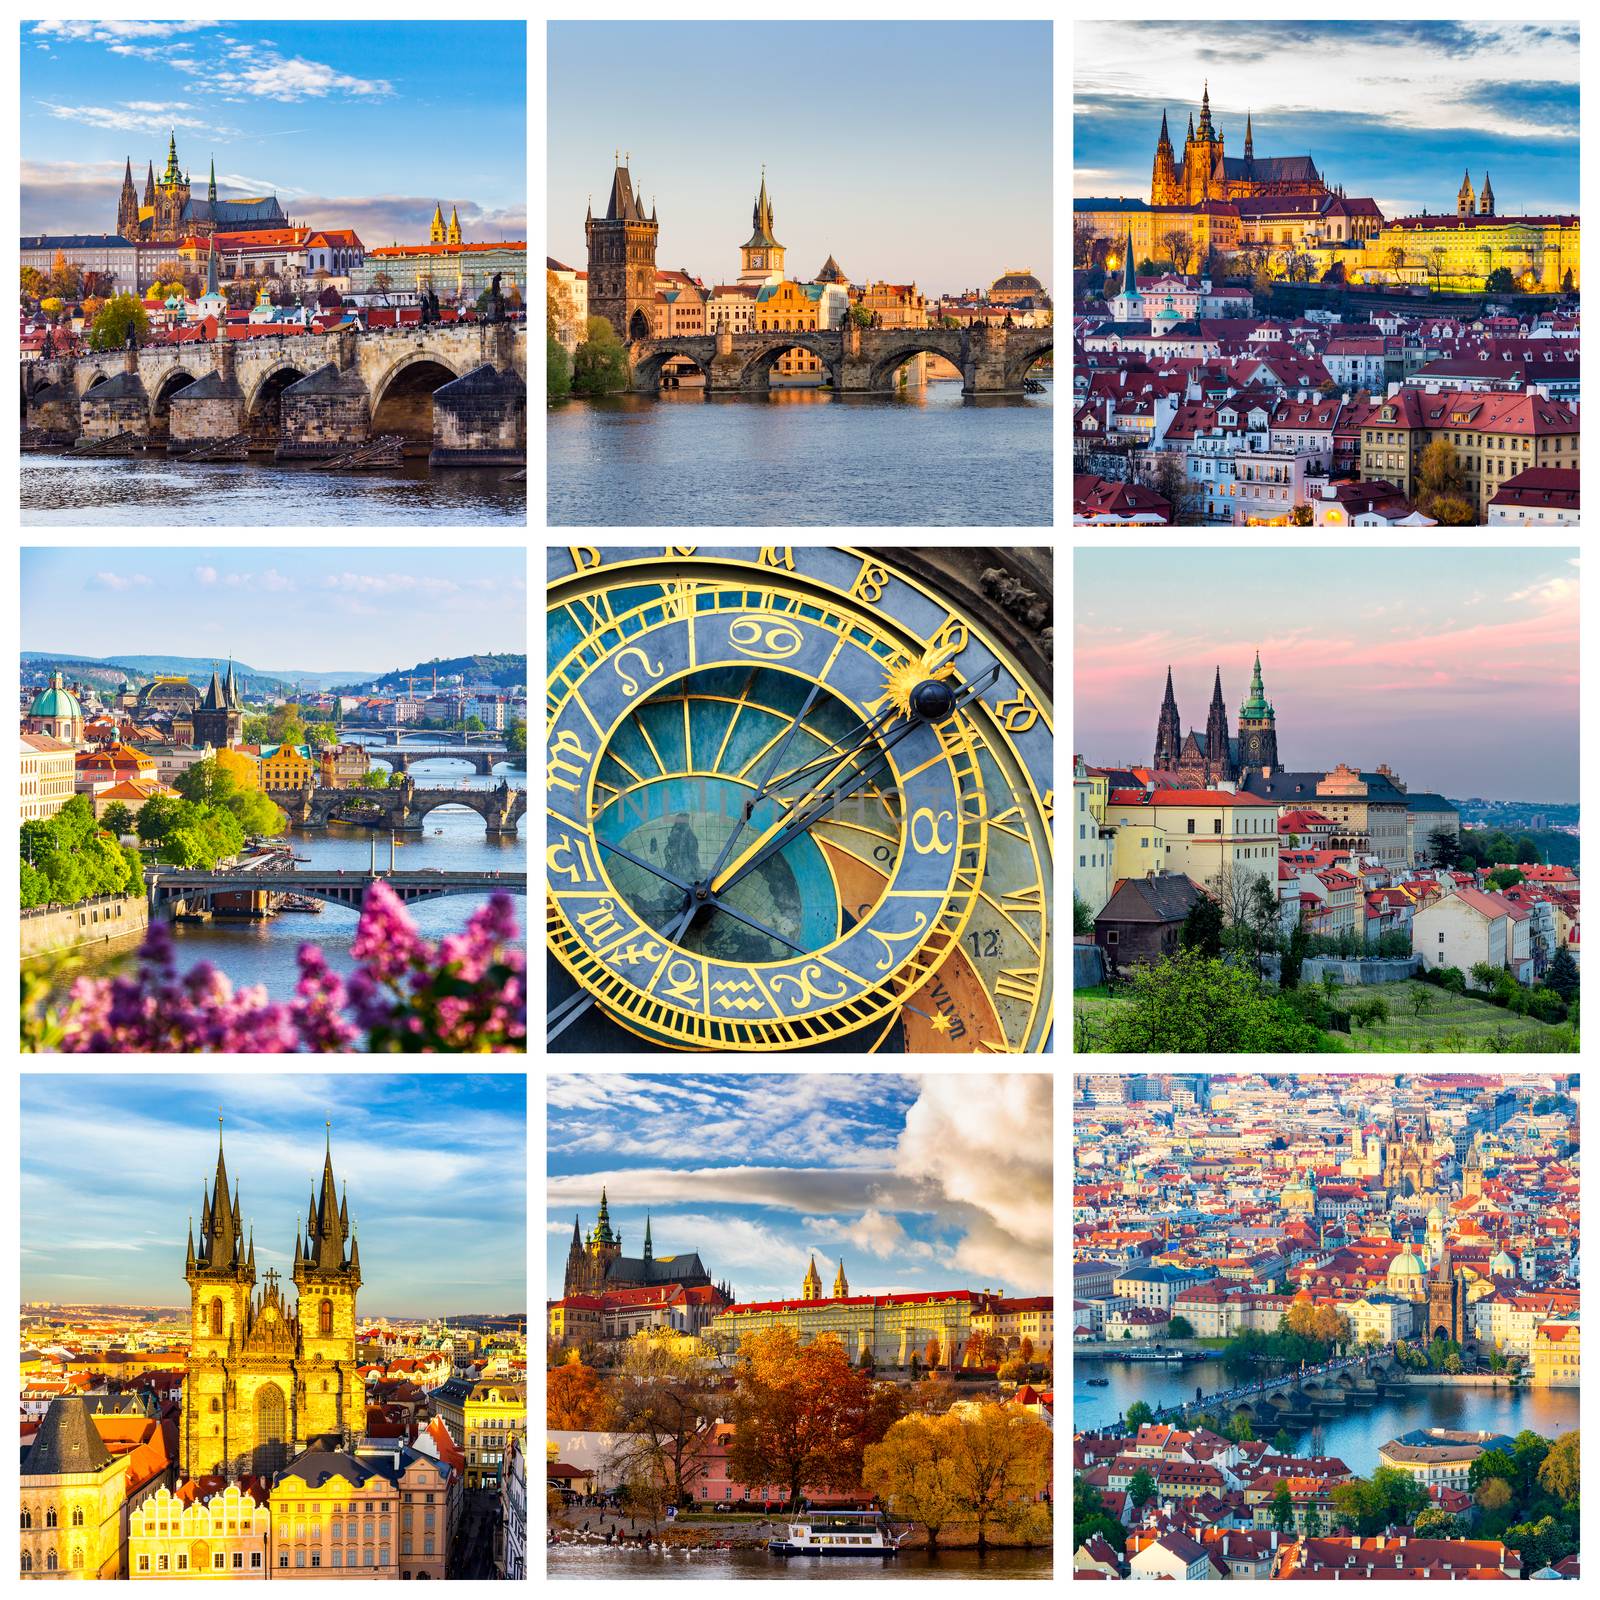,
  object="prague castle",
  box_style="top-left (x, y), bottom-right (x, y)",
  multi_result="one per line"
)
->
top-left (1153, 653), bottom-right (1281, 785)
top-left (562, 1190), bottom-right (713, 1296)
top-left (1151, 85), bottom-right (1329, 206)
top-left (116, 130), bottom-right (288, 245)
top-left (180, 1125), bottom-right (363, 1479)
